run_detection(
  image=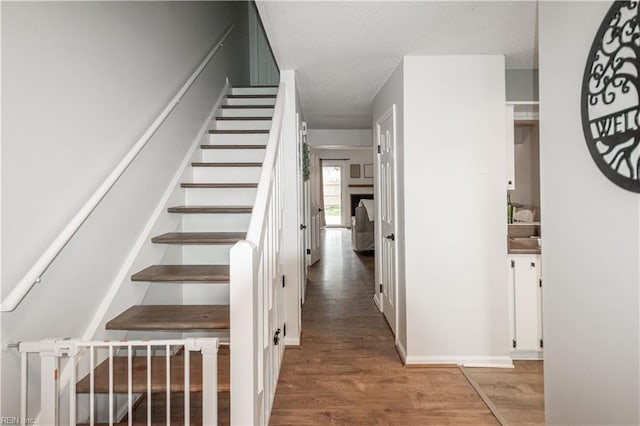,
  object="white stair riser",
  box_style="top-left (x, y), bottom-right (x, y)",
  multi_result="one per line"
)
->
top-left (215, 120), bottom-right (272, 131)
top-left (209, 133), bottom-right (269, 145)
top-left (193, 166), bottom-right (262, 183)
top-left (224, 97), bottom-right (276, 106)
top-left (181, 214), bottom-right (250, 233)
top-left (185, 188), bottom-right (257, 206)
top-left (230, 87), bottom-right (278, 96)
top-left (218, 108), bottom-right (274, 118)
top-left (182, 245), bottom-right (232, 265)
top-left (201, 149), bottom-right (265, 163)
top-left (182, 284), bottom-right (229, 305)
